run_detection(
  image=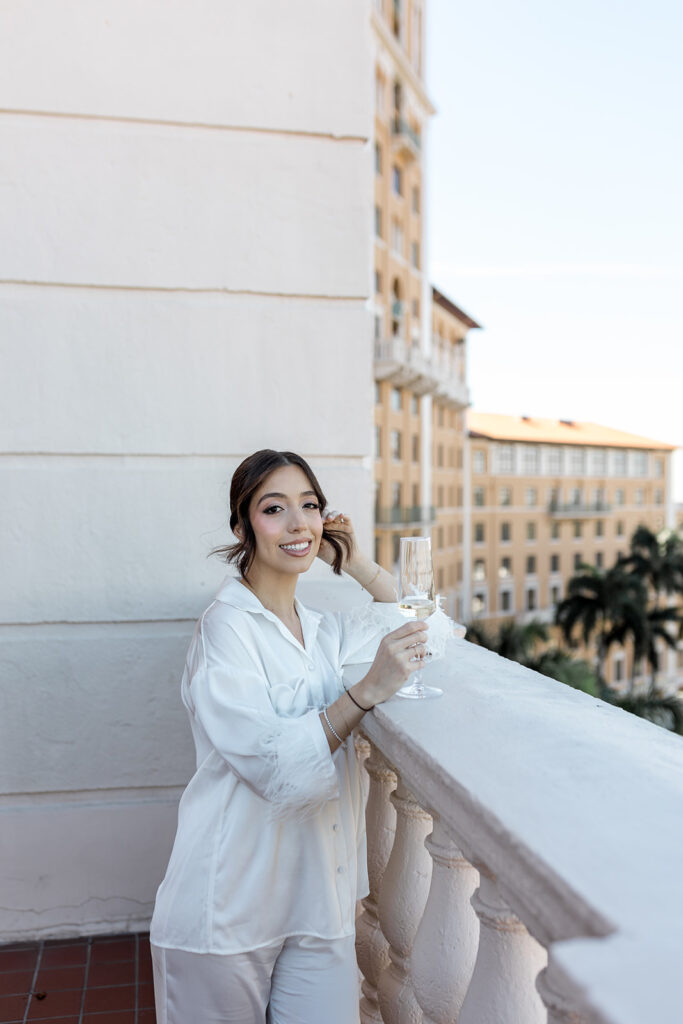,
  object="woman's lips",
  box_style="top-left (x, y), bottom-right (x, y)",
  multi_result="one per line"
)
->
top-left (279, 541), bottom-right (313, 557)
